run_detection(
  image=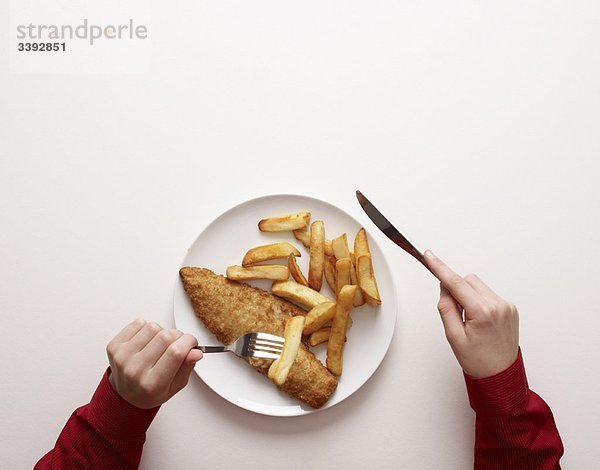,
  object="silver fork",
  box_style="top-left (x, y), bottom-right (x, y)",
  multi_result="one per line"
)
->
top-left (193, 332), bottom-right (285, 360)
